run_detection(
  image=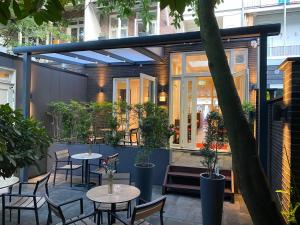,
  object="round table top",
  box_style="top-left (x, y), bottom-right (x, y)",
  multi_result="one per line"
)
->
top-left (0, 176), bottom-right (19, 189)
top-left (86, 184), bottom-right (140, 204)
top-left (71, 152), bottom-right (102, 160)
